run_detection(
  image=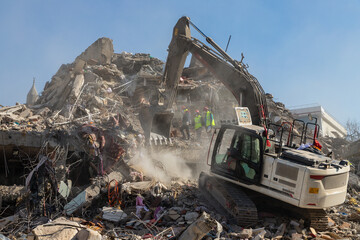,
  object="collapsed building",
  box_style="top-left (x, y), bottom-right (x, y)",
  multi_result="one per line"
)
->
top-left (0, 37), bottom-right (360, 239)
